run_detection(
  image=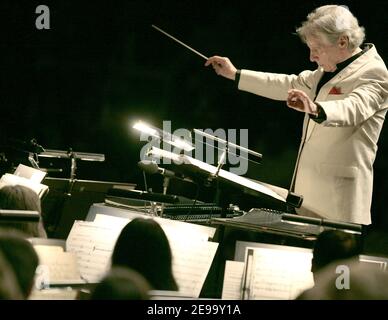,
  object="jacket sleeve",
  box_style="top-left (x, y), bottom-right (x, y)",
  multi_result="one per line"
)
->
top-left (319, 67), bottom-right (388, 127)
top-left (238, 69), bottom-right (320, 101)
